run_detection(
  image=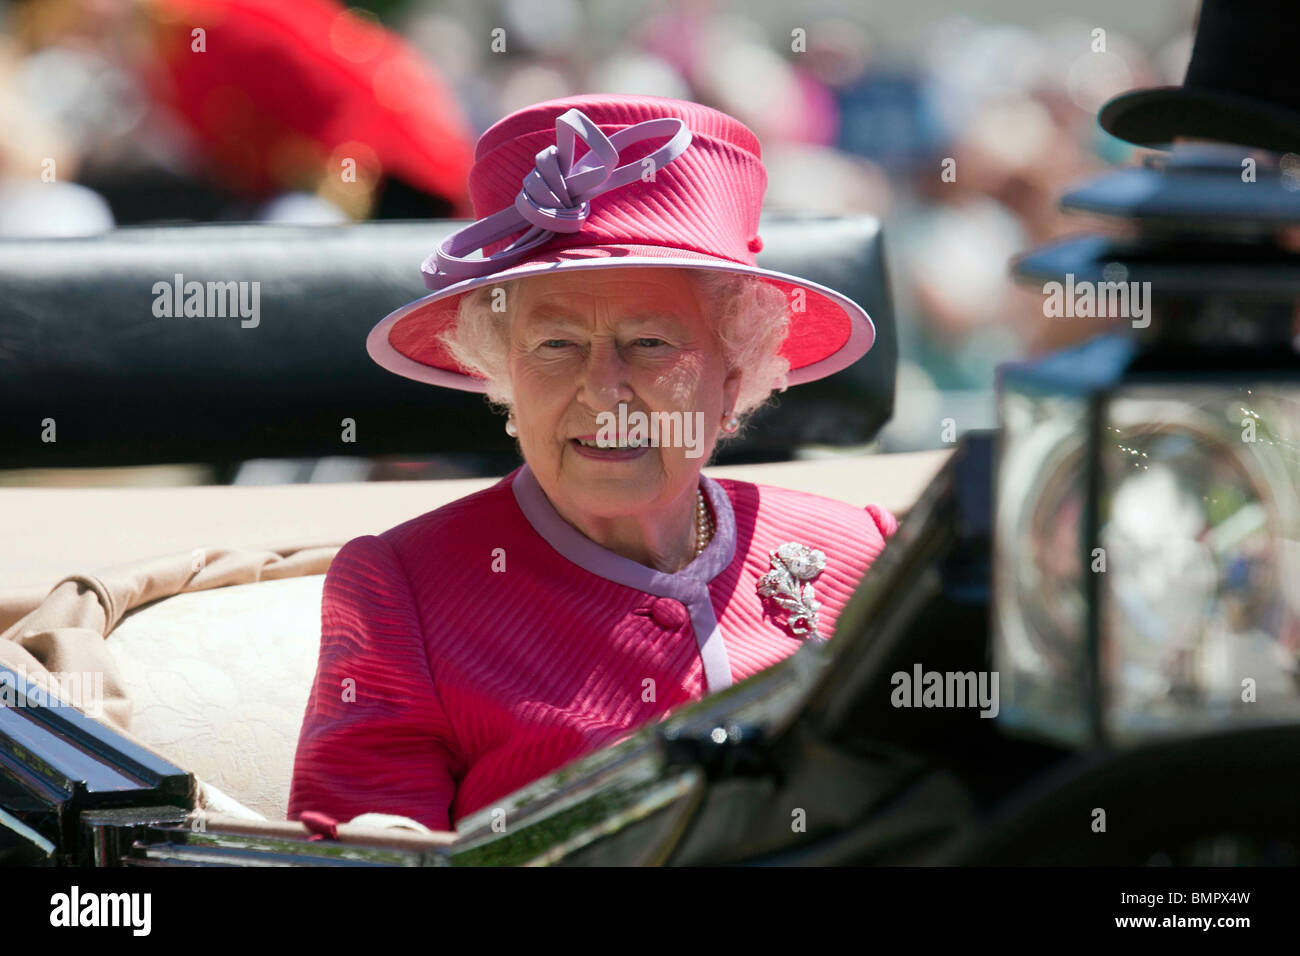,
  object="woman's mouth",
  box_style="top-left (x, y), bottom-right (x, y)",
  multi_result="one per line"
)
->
top-left (570, 436), bottom-right (650, 461)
